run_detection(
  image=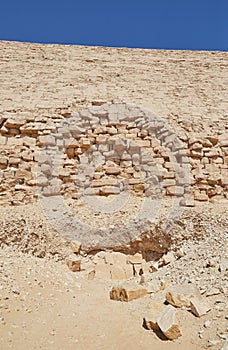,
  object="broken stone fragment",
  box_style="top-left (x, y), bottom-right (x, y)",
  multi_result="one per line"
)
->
top-left (166, 284), bottom-right (201, 308)
top-left (66, 255), bottom-right (81, 272)
top-left (157, 305), bottom-right (181, 340)
top-left (159, 251), bottom-right (176, 267)
top-left (110, 281), bottom-right (148, 302)
top-left (190, 297), bottom-right (211, 317)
